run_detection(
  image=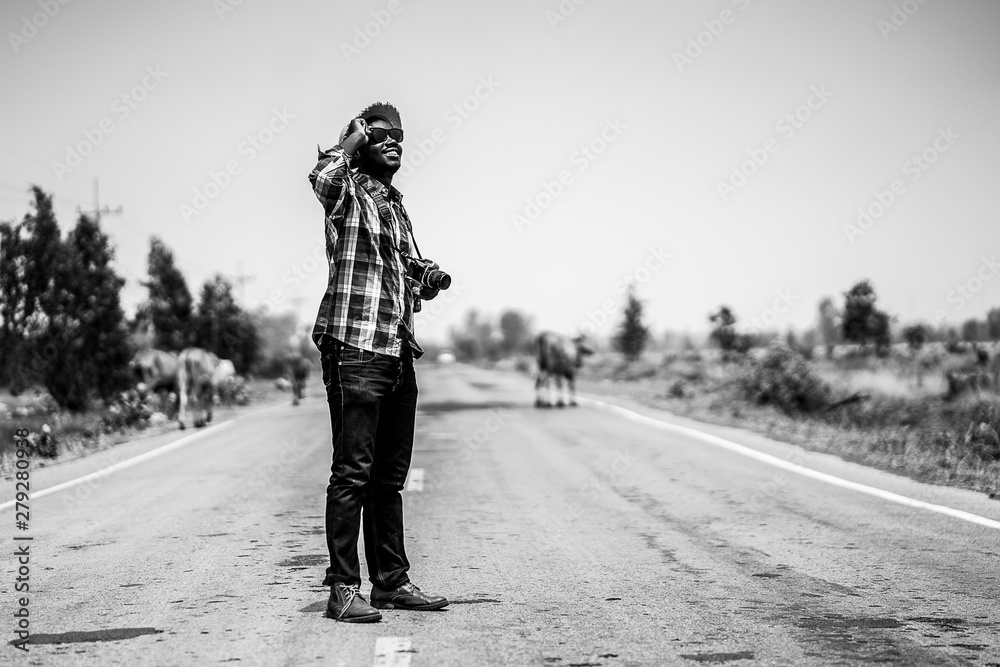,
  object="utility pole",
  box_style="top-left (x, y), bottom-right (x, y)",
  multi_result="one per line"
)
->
top-left (76, 177), bottom-right (123, 223)
top-left (231, 258), bottom-right (256, 305)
